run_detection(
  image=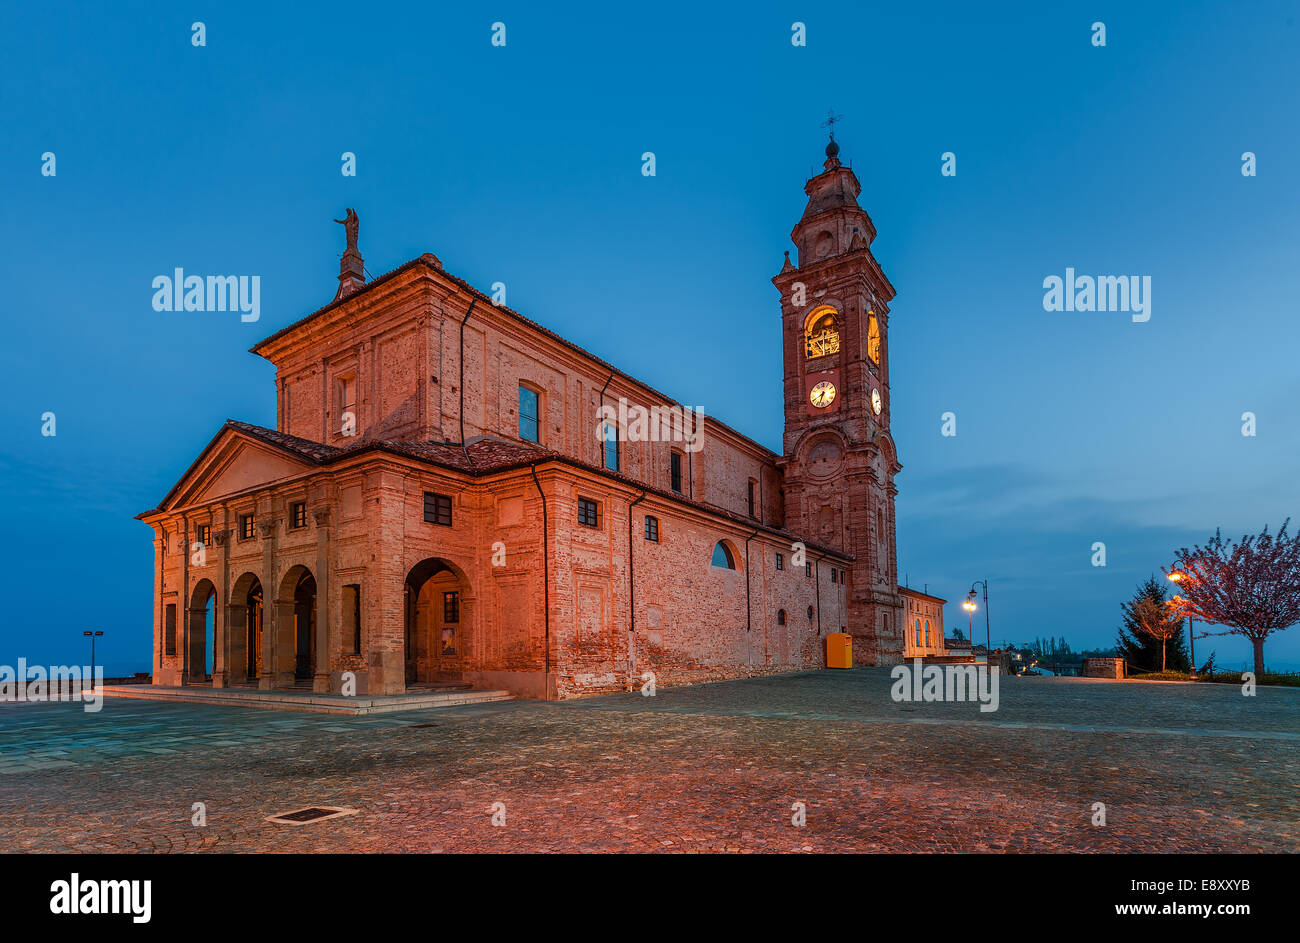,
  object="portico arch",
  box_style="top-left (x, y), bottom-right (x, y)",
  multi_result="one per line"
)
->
top-left (227, 572), bottom-right (263, 685)
top-left (403, 558), bottom-right (473, 687)
top-left (186, 579), bottom-right (217, 684)
top-left (275, 564), bottom-right (318, 685)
